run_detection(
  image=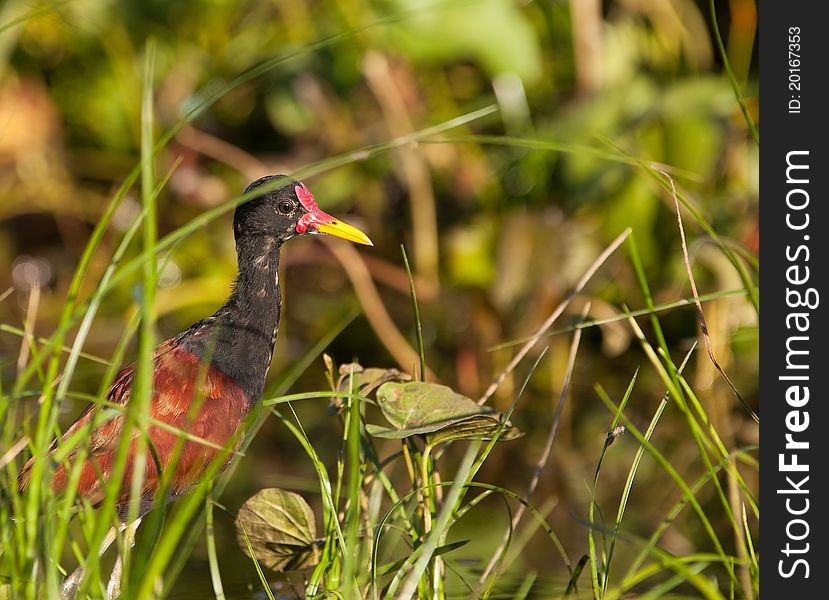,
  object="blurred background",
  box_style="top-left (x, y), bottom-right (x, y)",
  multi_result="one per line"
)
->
top-left (0, 0), bottom-right (758, 596)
